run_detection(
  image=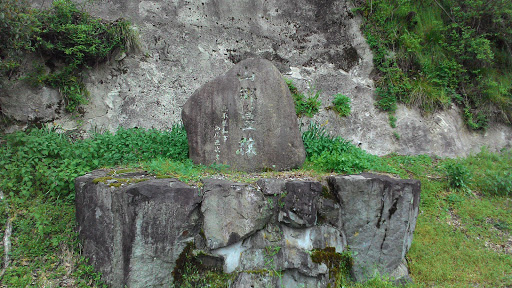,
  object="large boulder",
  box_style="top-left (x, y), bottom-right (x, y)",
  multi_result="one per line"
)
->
top-left (75, 170), bottom-right (202, 288)
top-left (181, 58), bottom-right (305, 172)
top-left (76, 172), bottom-right (420, 287)
top-left (328, 173), bottom-right (421, 281)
